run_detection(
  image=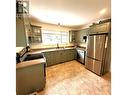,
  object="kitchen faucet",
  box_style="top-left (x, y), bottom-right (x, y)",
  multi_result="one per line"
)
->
top-left (56, 43), bottom-right (59, 49)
